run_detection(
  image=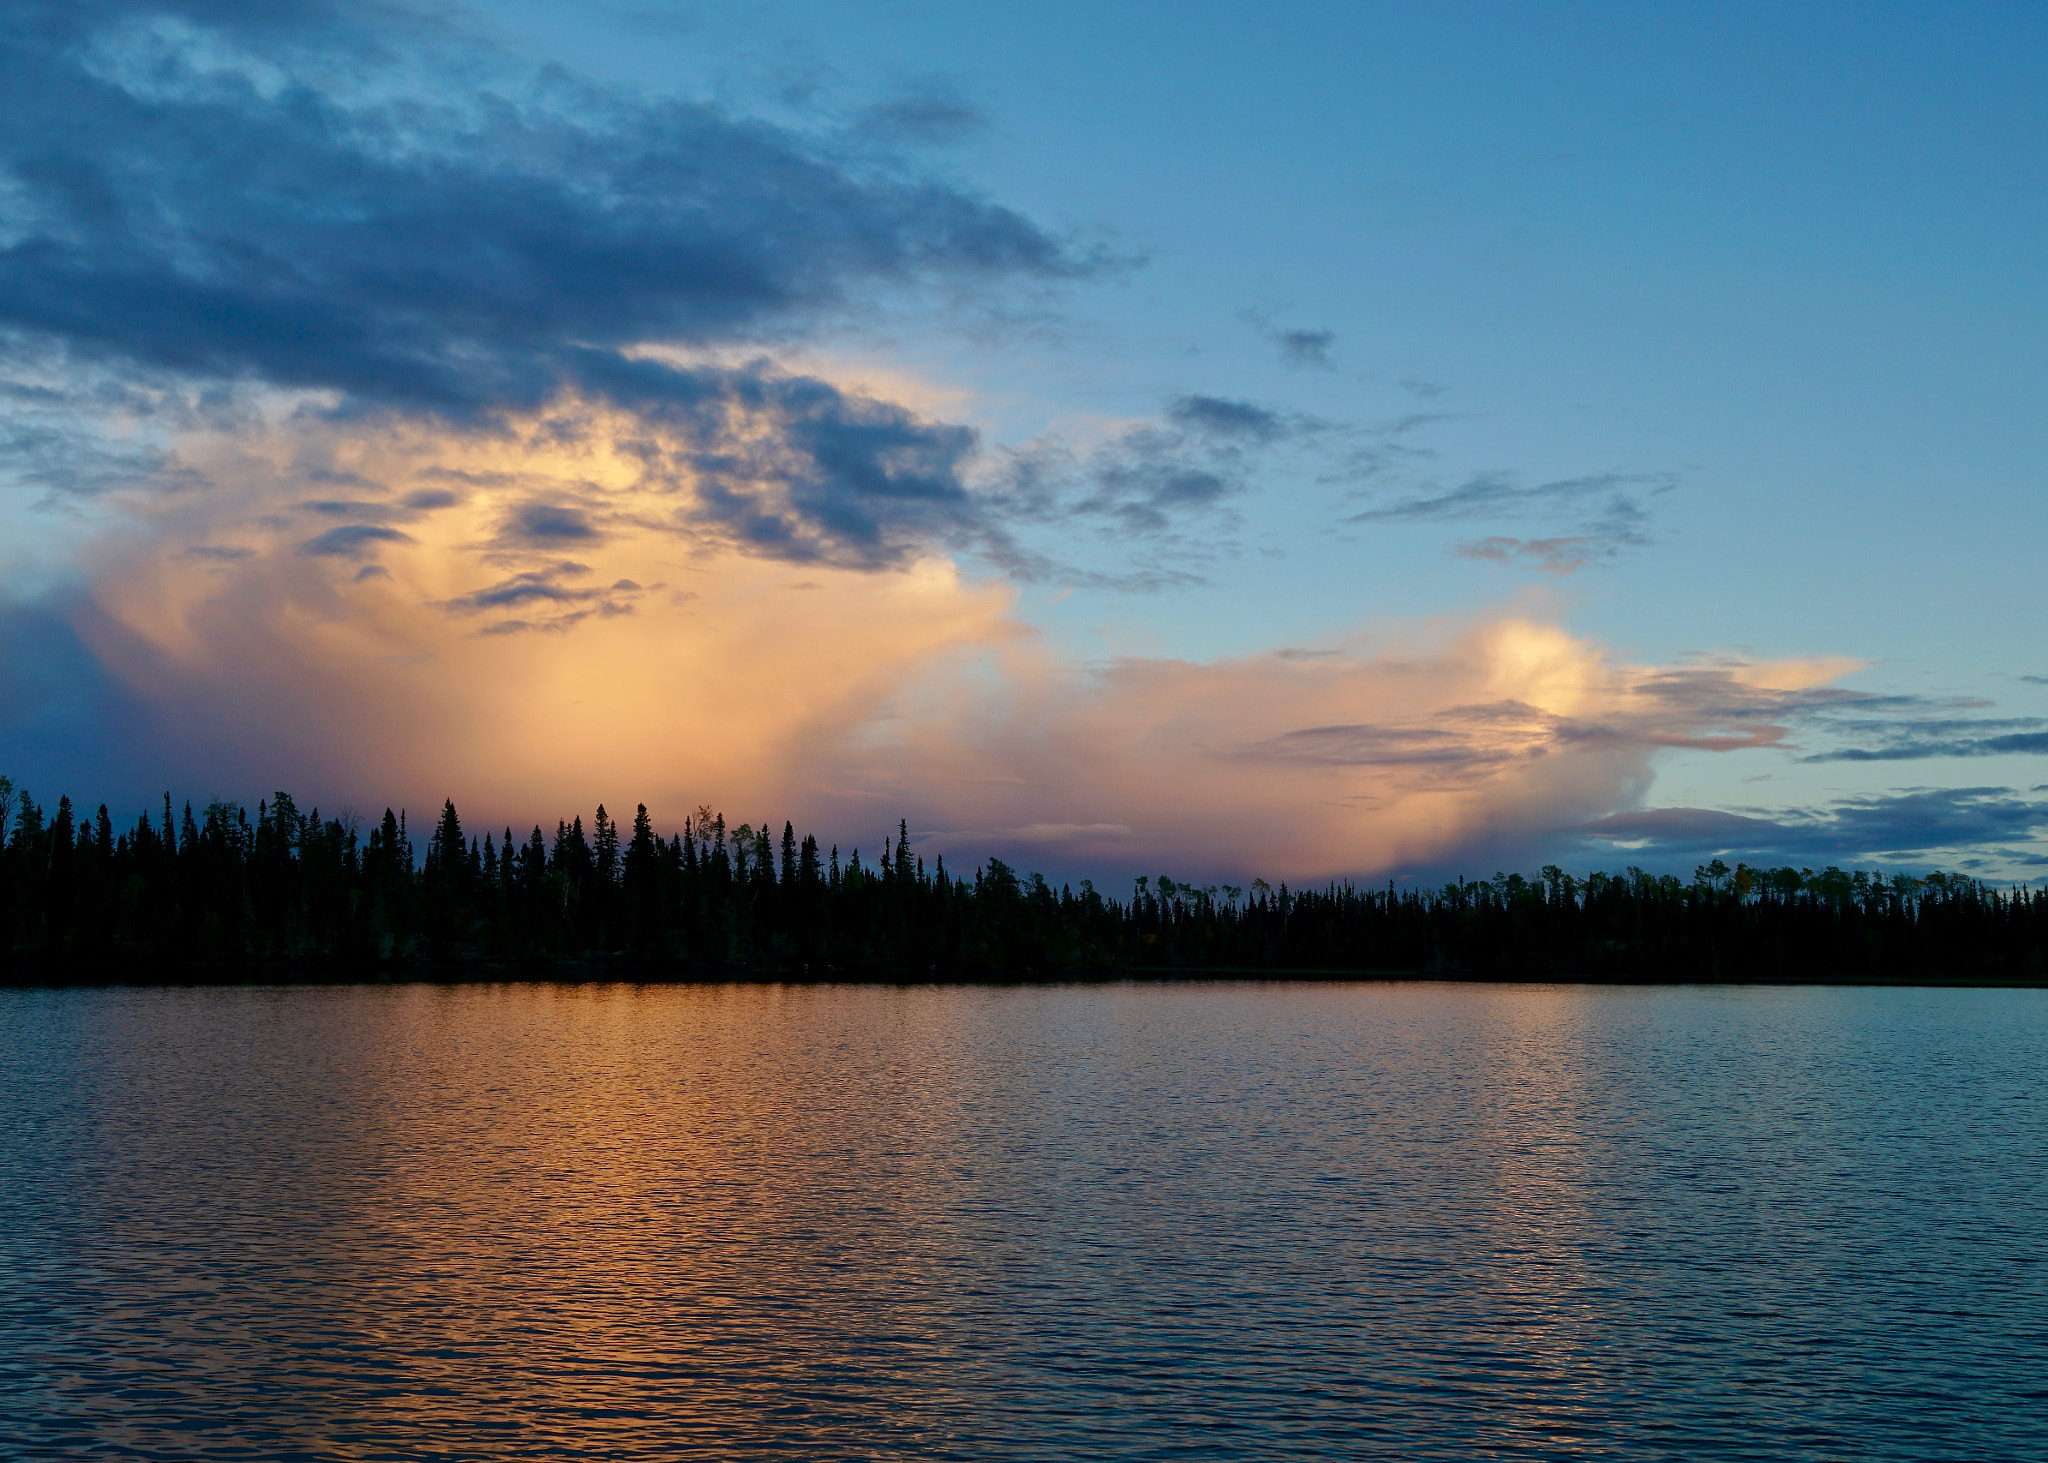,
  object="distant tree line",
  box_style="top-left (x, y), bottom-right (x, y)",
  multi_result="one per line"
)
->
top-left (1, 777), bottom-right (2043, 981)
